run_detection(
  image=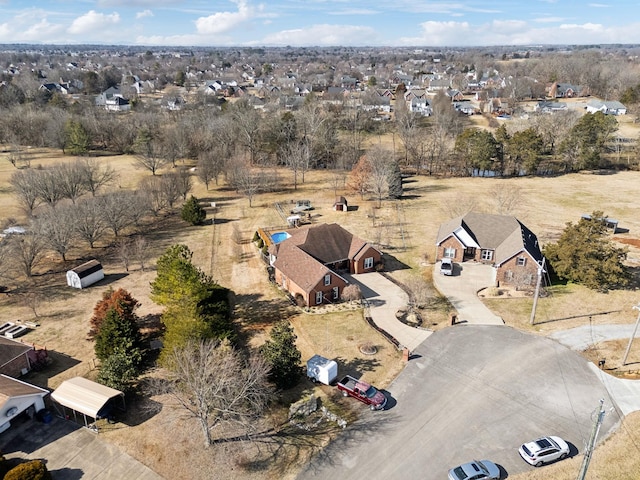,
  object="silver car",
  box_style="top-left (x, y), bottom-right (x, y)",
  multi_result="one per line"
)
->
top-left (440, 258), bottom-right (454, 276)
top-left (518, 436), bottom-right (569, 466)
top-left (448, 459), bottom-right (500, 480)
